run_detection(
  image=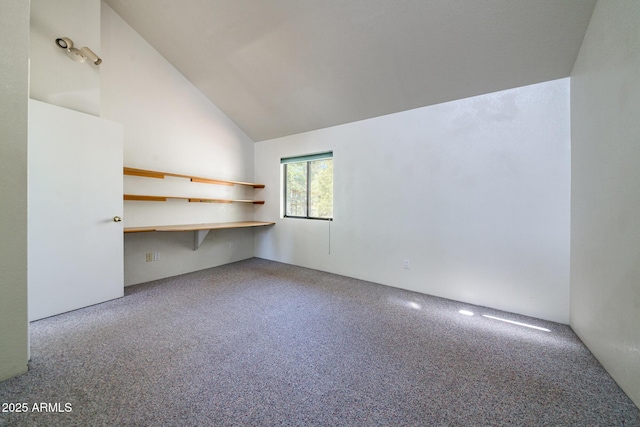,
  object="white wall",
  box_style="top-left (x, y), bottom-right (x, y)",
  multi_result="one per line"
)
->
top-left (0, 0), bottom-right (29, 382)
top-left (570, 0), bottom-right (640, 408)
top-left (101, 4), bottom-right (259, 286)
top-left (30, 0), bottom-right (101, 116)
top-left (256, 79), bottom-right (571, 323)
